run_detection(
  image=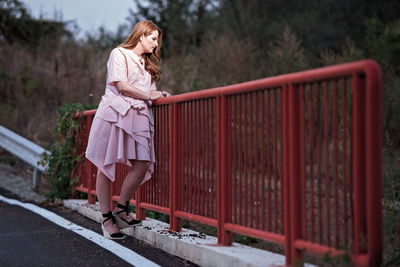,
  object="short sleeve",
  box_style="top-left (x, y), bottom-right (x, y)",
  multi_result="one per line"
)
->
top-left (107, 48), bottom-right (128, 86)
